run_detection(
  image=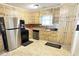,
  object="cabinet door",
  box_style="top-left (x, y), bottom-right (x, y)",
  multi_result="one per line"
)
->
top-left (40, 31), bottom-right (49, 41)
top-left (49, 35), bottom-right (57, 42)
top-left (29, 30), bottom-right (32, 39)
top-left (59, 5), bottom-right (69, 44)
top-left (40, 34), bottom-right (46, 40)
top-left (0, 5), bottom-right (5, 16)
top-left (58, 19), bottom-right (67, 44)
top-left (34, 12), bottom-right (40, 24)
top-left (48, 32), bottom-right (57, 42)
top-left (65, 20), bottom-right (75, 45)
top-left (39, 31), bottom-right (44, 40)
top-left (53, 8), bottom-right (60, 24)
top-left (29, 12), bottom-right (40, 24)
